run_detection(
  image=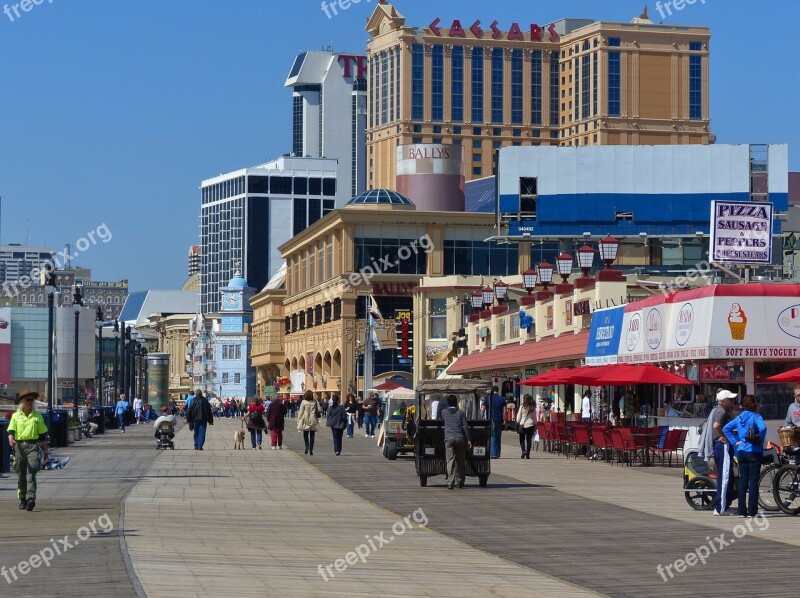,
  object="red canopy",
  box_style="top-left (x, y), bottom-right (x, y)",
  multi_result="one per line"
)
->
top-left (766, 367), bottom-right (800, 383)
top-left (594, 364), bottom-right (693, 385)
top-left (520, 364), bottom-right (617, 386)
